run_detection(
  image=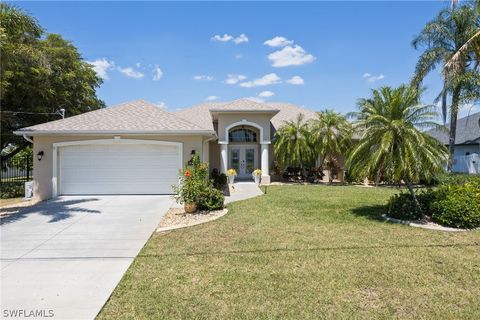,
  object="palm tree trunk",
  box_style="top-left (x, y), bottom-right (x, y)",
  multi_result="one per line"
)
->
top-left (405, 179), bottom-right (424, 219)
top-left (447, 86), bottom-right (461, 171)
